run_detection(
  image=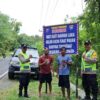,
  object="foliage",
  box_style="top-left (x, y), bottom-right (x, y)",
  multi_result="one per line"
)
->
top-left (79, 0), bottom-right (100, 92)
top-left (0, 12), bottom-right (43, 57)
top-left (0, 12), bottom-right (22, 55)
top-left (79, 0), bottom-right (100, 59)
